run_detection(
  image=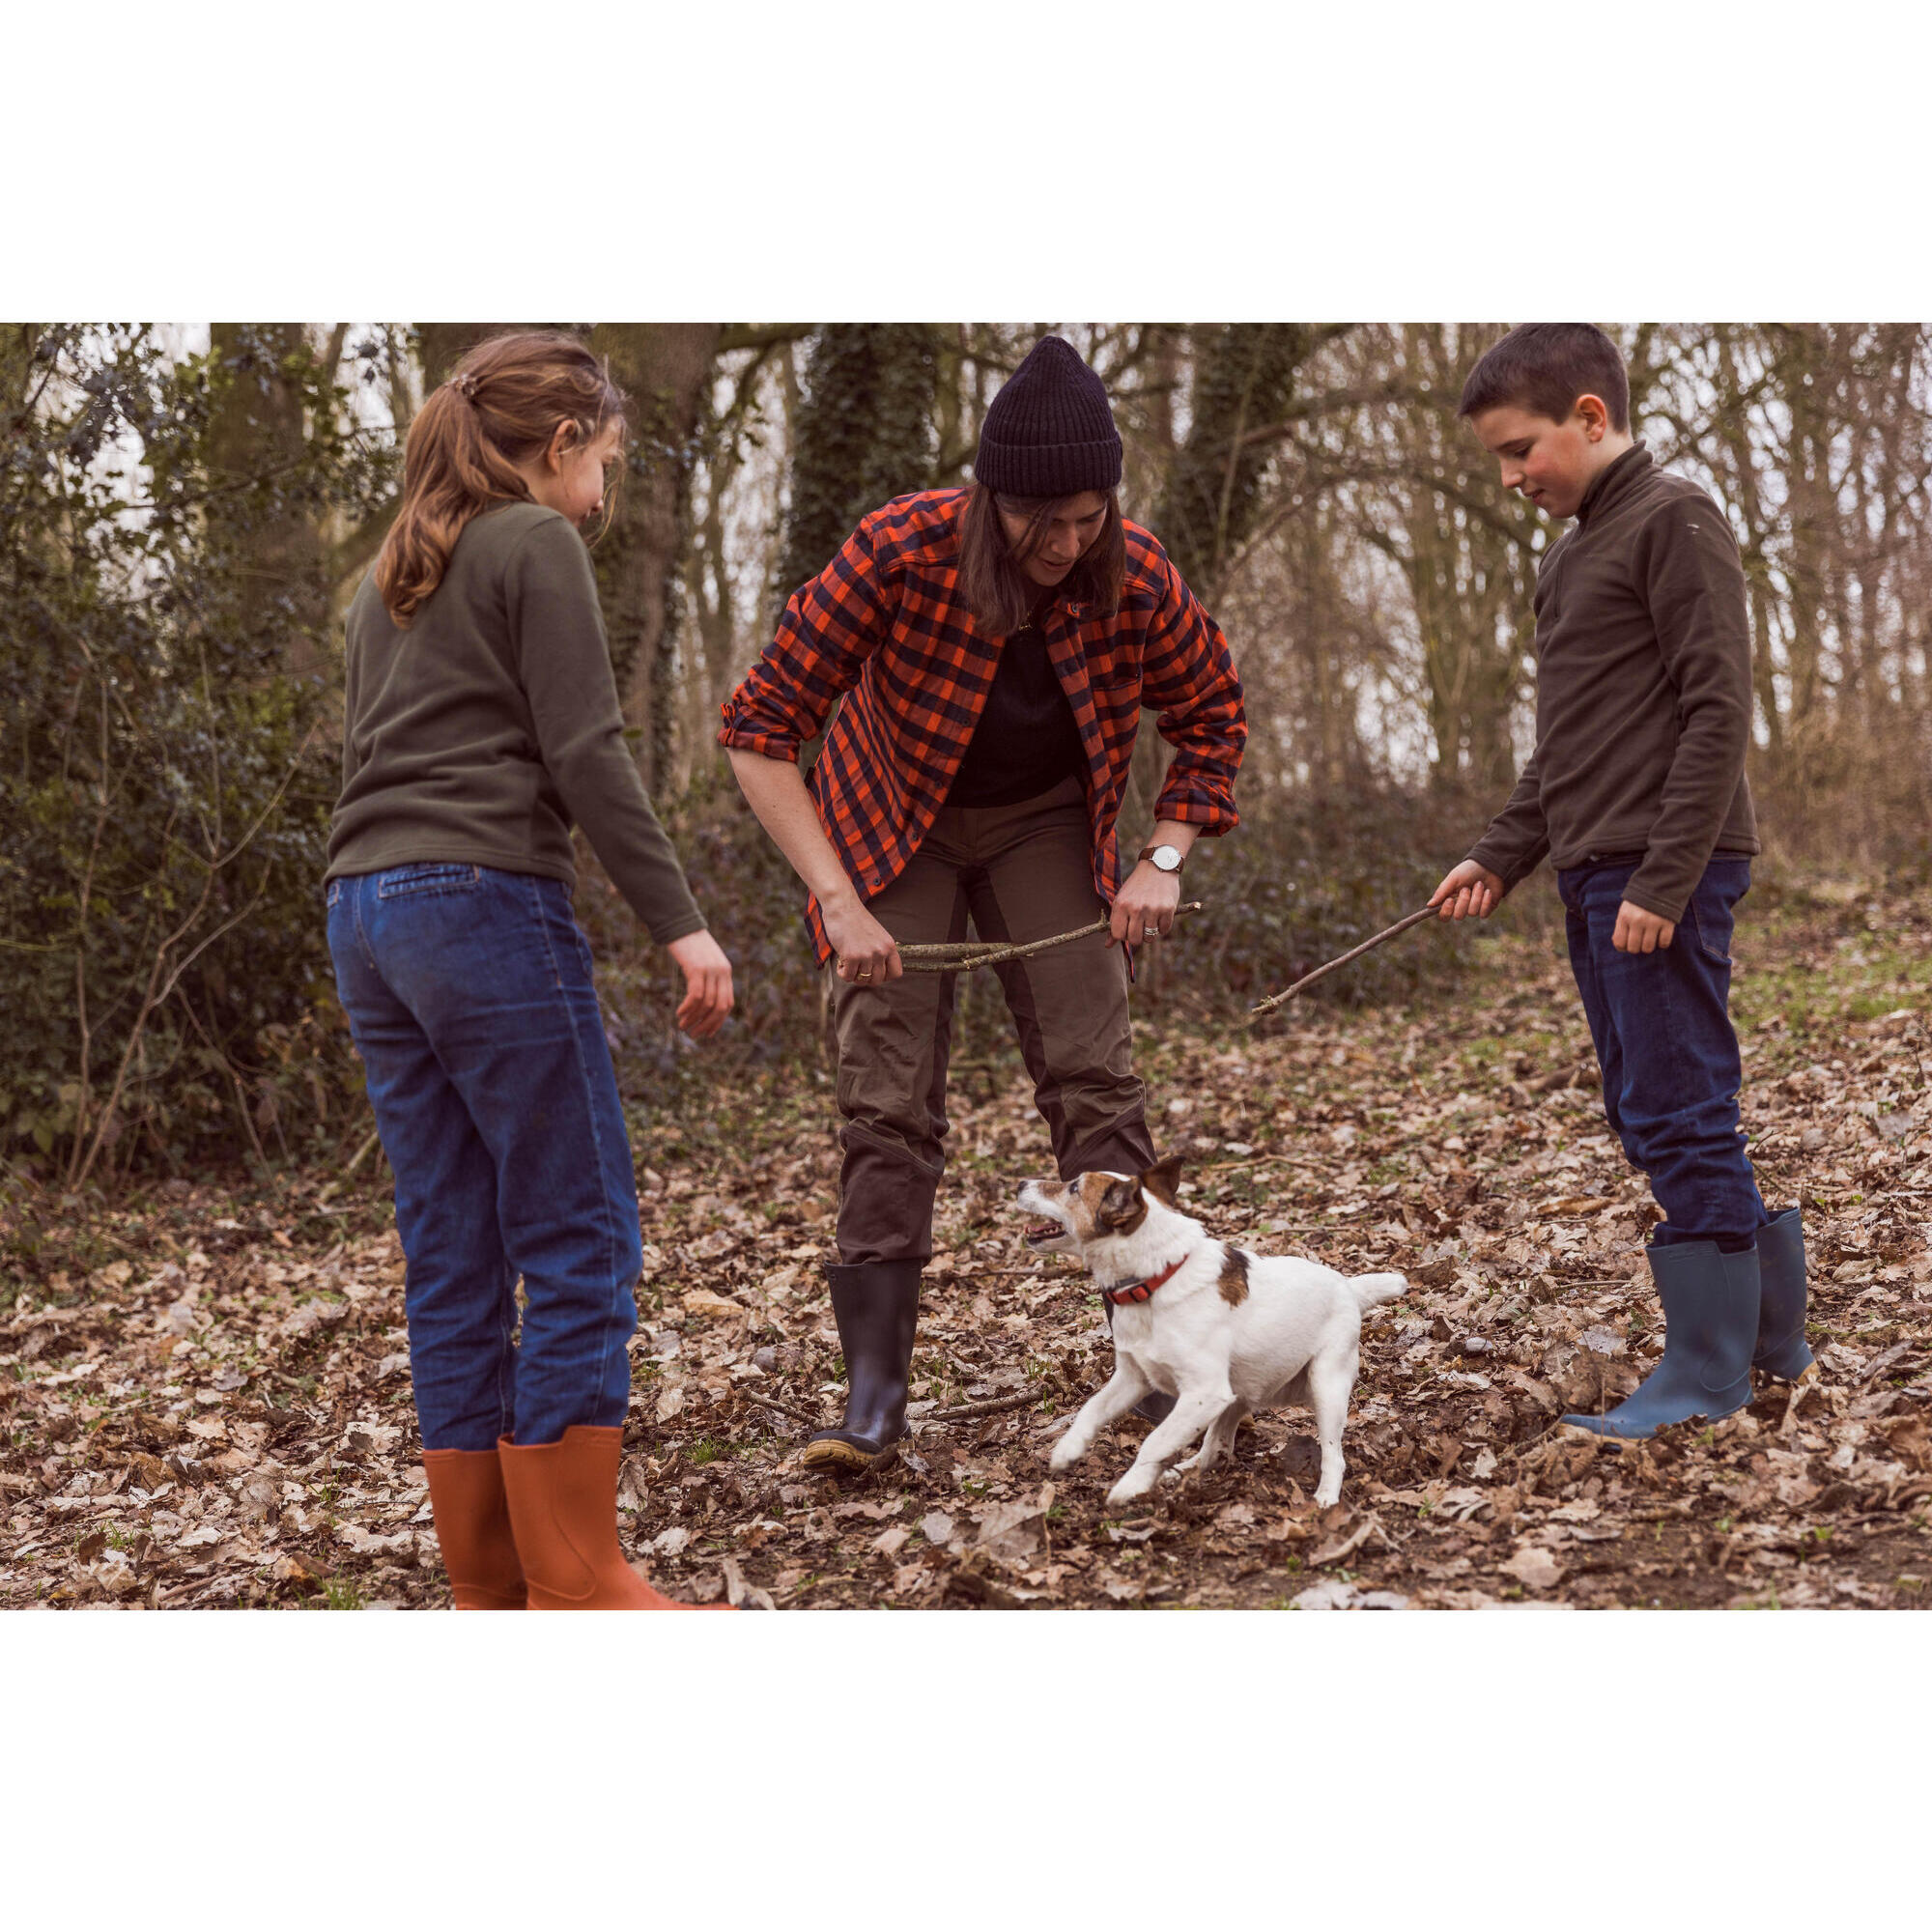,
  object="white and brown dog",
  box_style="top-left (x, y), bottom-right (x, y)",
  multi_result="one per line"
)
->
top-left (1017, 1157), bottom-right (1405, 1510)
